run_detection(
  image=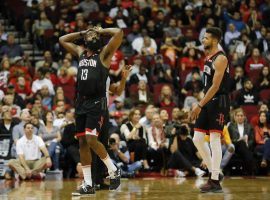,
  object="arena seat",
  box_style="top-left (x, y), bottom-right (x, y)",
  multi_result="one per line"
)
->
top-left (259, 89), bottom-right (270, 103)
top-left (241, 105), bottom-right (258, 122)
